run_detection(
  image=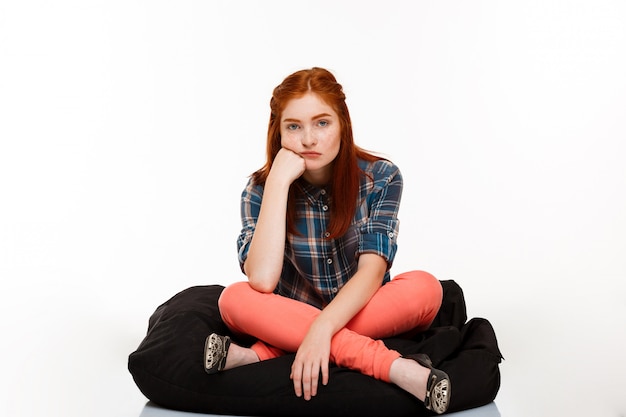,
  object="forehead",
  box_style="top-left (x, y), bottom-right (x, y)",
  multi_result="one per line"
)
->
top-left (281, 92), bottom-right (336, 119)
